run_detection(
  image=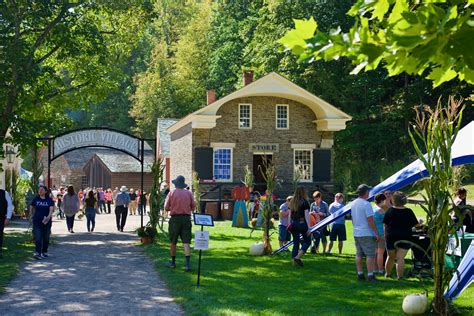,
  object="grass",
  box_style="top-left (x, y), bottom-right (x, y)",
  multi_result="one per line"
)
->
top-left (144, 221), bottom-right (473, 316)
top-left (0, 232), bottom-right (33, 293)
